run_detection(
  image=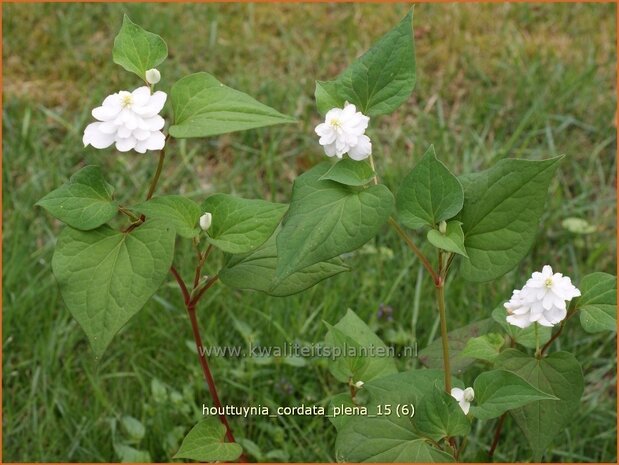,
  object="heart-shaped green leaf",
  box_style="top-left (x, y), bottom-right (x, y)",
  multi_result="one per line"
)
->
top-left (470, 369), bottom-right (557, 420)
top-left (202, 194), bottom-right (287, 254)
top-left (496, 350), bottom-right (584, 460)
top-left (169, 72), bottom-right (295, 138)
top-left (219, 227), bottom-right (348, 296)
top-left (315, 11), bottom-right (415, 117)
top-left (575, 272), bottom-right (616, 333)
top-left (174, 419), bottom-right (242, 462)
top-left (414, 385), bottom-right (470, 441)
top-left (113, 15), bottom-right (167, 80)
top-left (52, 221), bottom-right (175, 357)
top-left (133, 195), bottom-right (201, 238)
top-left (335, 370), bottom-right (455, 462)
top-left (319, 158), bottom-right (376, 186)
top-left (324, 309), bottom-right (397, 384)
top-left (275, 163), bottom-right (394, 281)
top-left (459, 156), bottom-right (563, 282)
top-left (460, 333), bottom-right (504, 362)
top-left (396, 145), bottom-right (463, 230)
top-left (36, 166), bottom-right (118, 230)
